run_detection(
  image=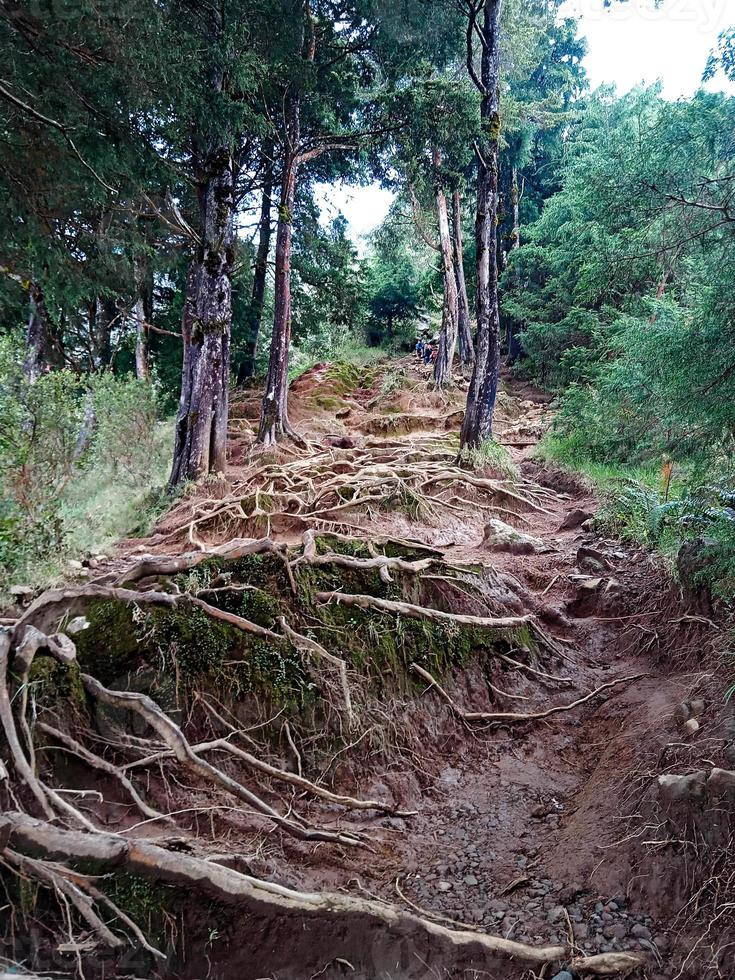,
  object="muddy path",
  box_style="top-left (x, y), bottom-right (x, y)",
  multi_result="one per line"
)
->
top-left (2, 358), bottom-right (732, 980)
